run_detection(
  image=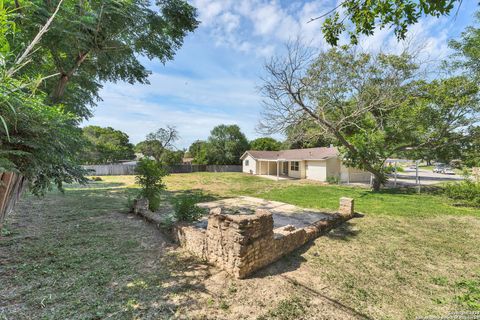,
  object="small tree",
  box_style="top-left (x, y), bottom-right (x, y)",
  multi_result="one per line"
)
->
top-left (188, 140), bottom-right (208, 164)
top-left (135, 158), bottom-right (167, 211)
